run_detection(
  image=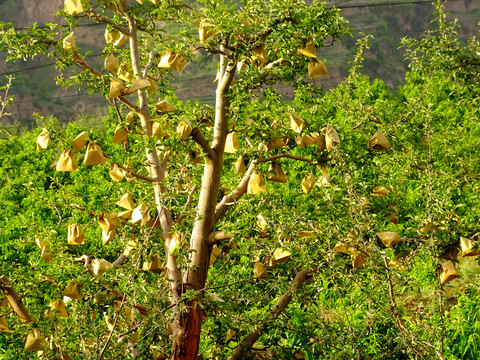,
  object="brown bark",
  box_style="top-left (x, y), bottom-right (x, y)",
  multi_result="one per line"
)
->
top-left (0, 275), bottom-right (32, 323)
